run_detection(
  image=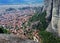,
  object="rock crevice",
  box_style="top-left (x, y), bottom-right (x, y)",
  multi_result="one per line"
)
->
top-left (44, 0), bottom-right (60, 36)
